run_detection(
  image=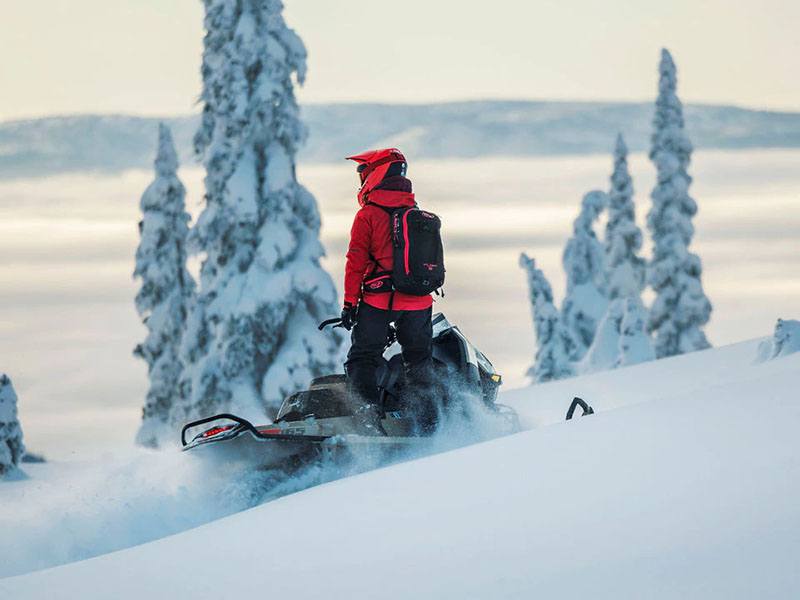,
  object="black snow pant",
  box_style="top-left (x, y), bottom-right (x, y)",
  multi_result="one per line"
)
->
top-left (345, 302), bottom-right (435, 424)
